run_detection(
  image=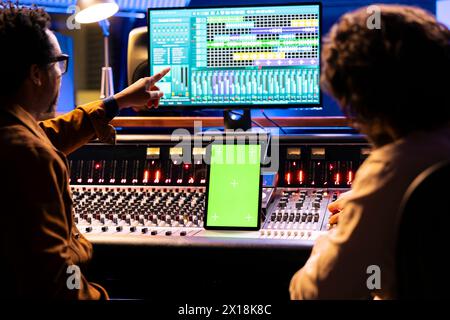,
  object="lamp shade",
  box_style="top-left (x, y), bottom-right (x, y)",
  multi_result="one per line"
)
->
top-left (75, 0), bottom-right (119, 24)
